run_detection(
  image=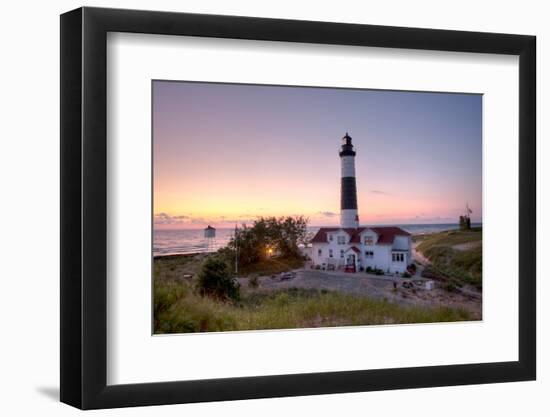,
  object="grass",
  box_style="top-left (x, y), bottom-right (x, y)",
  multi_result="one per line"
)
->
top-left (238, 256), bottom-right (304, 277)
top-left (417, 228), bottom-right (482, 289)
top-left (154, 279), bottom-right (472, 334)
top-left (154, 253), bottom-right (207, 282)
top-left (154, 253), bottom-right (304, 282)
